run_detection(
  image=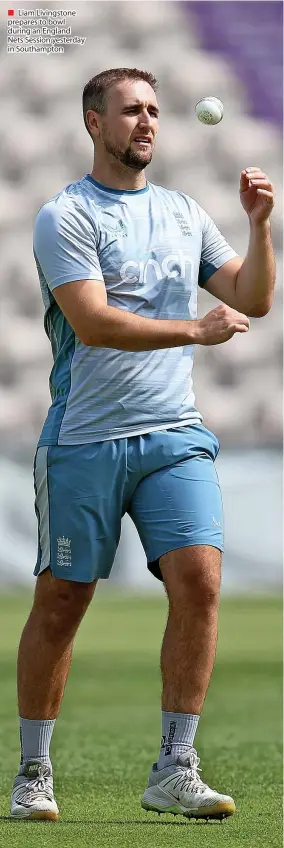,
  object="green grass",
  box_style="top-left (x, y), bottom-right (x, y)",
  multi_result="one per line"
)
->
top-left (0, 590), bottom-right (282, 847)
